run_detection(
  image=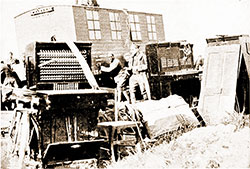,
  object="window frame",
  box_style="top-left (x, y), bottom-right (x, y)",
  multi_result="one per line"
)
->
top-left (109, 12), bottom-right (122, 40)
top-left (147, 15), bottom-right (157, 41)
top-left (129, 14), bottom-right (142, 41)
top-left (86, 10), bottom-right (101, 40)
